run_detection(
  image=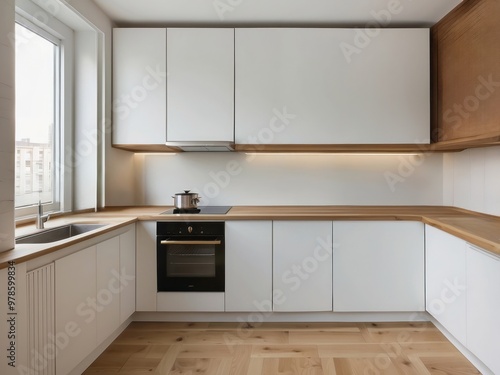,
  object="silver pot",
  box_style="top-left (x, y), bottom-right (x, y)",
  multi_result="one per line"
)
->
top-left (172, 190), bottom-right (201, 209)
